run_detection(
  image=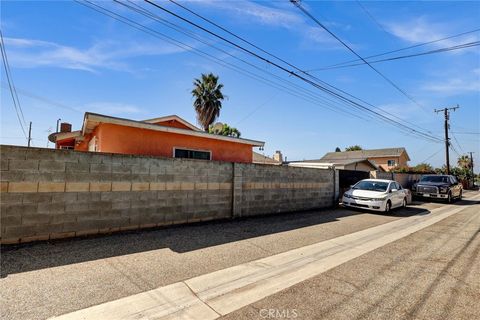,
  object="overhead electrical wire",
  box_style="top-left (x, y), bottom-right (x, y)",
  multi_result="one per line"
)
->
top-left (307, 28), bottom-right (480, 72)
top-left (355, 0), bottom-right (390, 35)
top-left (1, 82), bottom-right (82, 114)
top-left (420, 147), bottom-right (444, 164)
top-left (115, 0), bottom-right (373, 122)
top-left (165, 0), bottom-right (431, 135)
top-left (451, 131), bottom-right (480, 135)
top-left (452, 133), bottom-right (465, 154)
top-left (77, 0), bottom-right (373, 123)
top-left (77, 0), bottom-right (442, 143)
top-left (141, 0), bottom-right (443, 142)
top-left (0, 29), bottom-right (28, 139)
top-left (291, 0), bottom-right (429, 114)
top-left (310, 41), bottom-right (480, 71)
top-left (82, 1), bottom-right (402, 129)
